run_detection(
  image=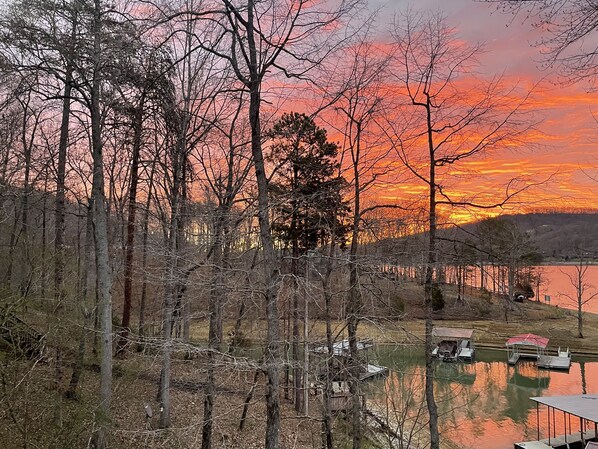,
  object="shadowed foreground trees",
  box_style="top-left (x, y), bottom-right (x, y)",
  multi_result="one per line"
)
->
top-left (184, 1), bottom-right (361, 446)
